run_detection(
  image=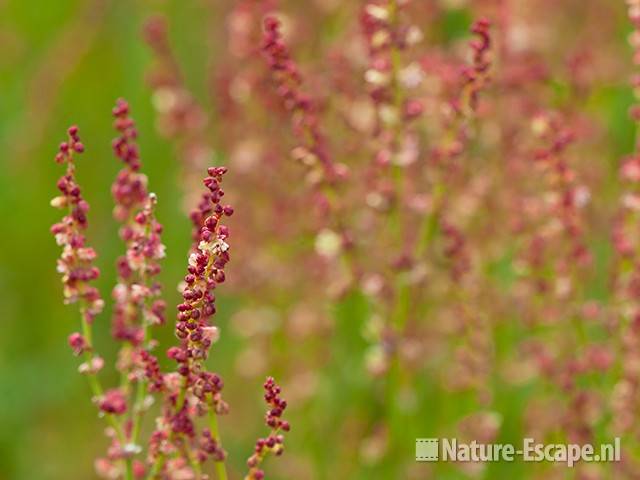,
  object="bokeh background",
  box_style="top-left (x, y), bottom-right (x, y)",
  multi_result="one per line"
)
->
top-left (0, 1), bottom-right (638, 479)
